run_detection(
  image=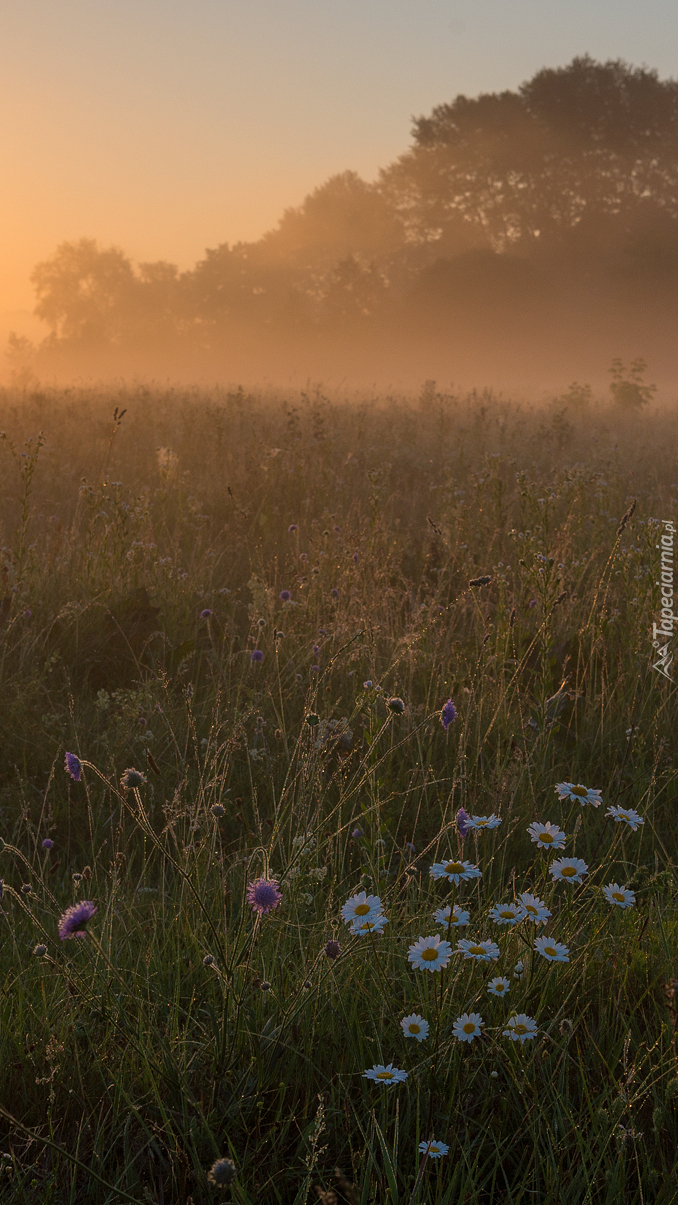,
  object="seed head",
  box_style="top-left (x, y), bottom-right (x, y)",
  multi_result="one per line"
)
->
top-left (207, 1157), bottom-right (236, 1186)
top-left (387, 696), bottom-right (405, 714)
top-left (211, 804), bottom-right (226, 817)
top-left (33, 944), bottom-right (47, 957)
top-left (469, 575), bottom-right (493, 587)
top-left (325, 939), bottom-right (341, 960)
top-left (120, 768), bottom-right (146, 789)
